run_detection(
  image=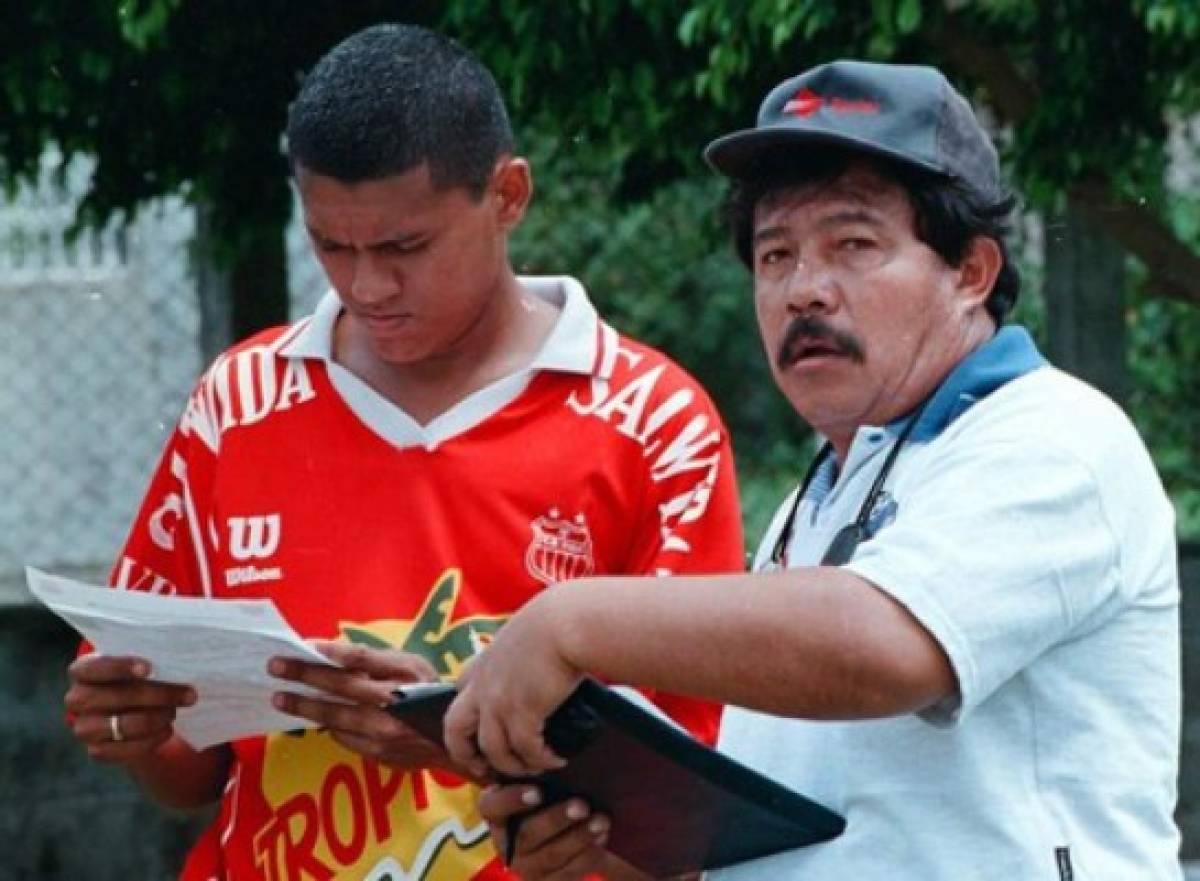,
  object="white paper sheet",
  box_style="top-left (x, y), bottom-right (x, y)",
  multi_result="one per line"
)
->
top-left (26, 567), bottom-right (339, 749)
